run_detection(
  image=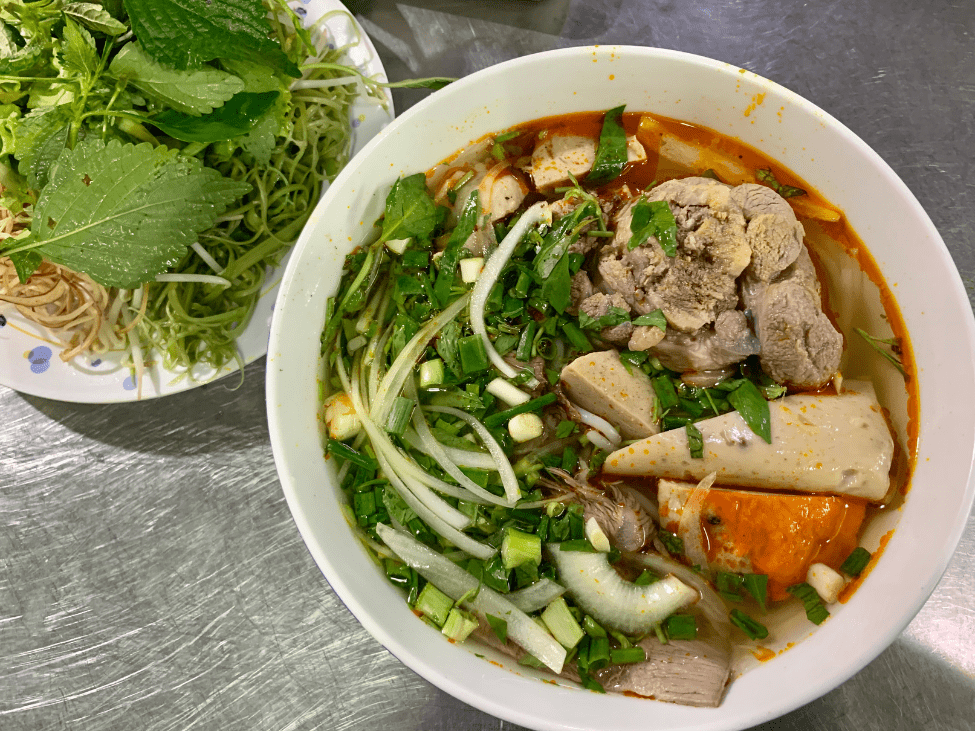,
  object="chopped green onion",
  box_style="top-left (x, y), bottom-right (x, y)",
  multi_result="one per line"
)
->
top-left (610, 646), bottom-right (647, 665)
top-left (385, 396), bottom-right (415, 437)
top-left (458, 334), bottom-right (490, 374)
top-left (582, 615), bottom-right (607, 638)
top-left (441, 607), bottom-right (479, 642)
top-left (416, 582), bottom-right (454, 627)
top-left (516, 320), bottom-right (537, 362)
top-left (787, 582), bottom-right (830, 625)
top-left (541, 597), bottom-right (585, 649)
top-left (483, 392), bottom-right (557, 428)
top-left (418, 358), bottom-right (445, 387)
top-left (501, 527), bottom-right (542, 570)
top-left (840, 547), bottom-right (872, 576)
top-left (729, 609), bottom-right (769, 640)
top-left (651, 375), bottom-right (680, 411)
top-left (663, 614), bottom-right (697, 641)
top-left (326, 439), bottom-right (377, 471)
top-left (510, 270), bottom-right (533, 299)
top-left (561, 321), bottom-right (592, 352)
